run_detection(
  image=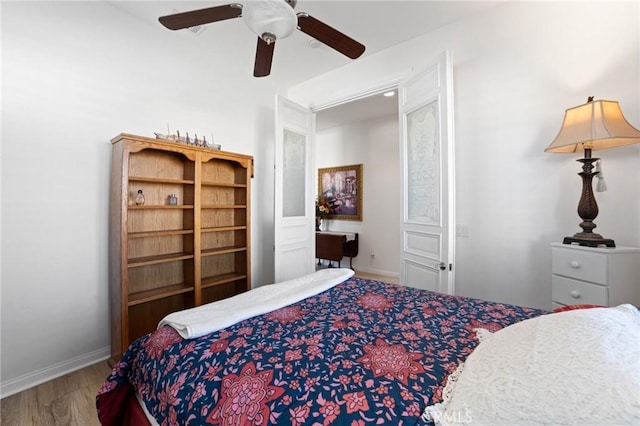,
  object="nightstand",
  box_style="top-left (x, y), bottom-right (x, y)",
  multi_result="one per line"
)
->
top-left (551, 243), bottom-right (640, 309)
